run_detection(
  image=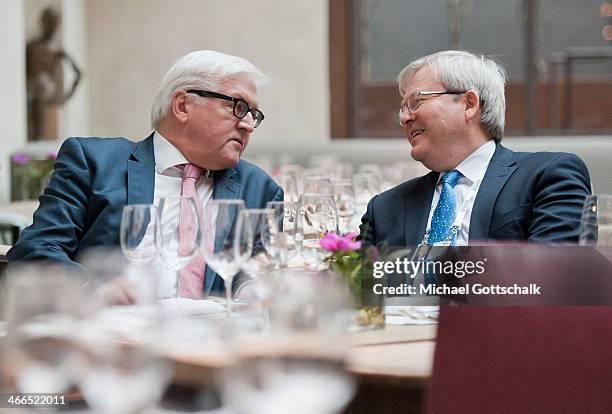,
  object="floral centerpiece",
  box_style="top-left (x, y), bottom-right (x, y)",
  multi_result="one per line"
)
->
top-left (321, 232), bottom-right (385, 328)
